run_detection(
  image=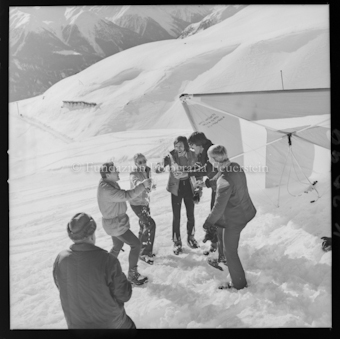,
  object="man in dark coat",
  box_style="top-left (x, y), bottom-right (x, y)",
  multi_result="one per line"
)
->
top-left (188, 132), bottom-right (225, 266)
top-left (202, 145), bottom-right (257, 290)
top-left (53, 212), bottom-right (135, 329)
